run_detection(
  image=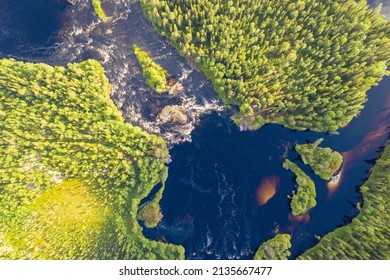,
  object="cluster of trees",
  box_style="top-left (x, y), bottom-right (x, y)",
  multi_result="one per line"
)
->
top-left (0, 58), bottom-right (184, 259)
top-left (254, 234), bottom-right (292, 260)
top-left (134, 44), bottom-right (169, 93)
top-left (92, 0), bottom-right (107, 22)
top-left (138, 185), bottom-right (165, 228)
top-left (141, 0), bottom-right (390, 131)
top-left (283, 160), bottom-right (316, 216)
top-left (299, 142), bottom-right (390, 259)
top-left (296, 138), bottom-right (343, 180)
